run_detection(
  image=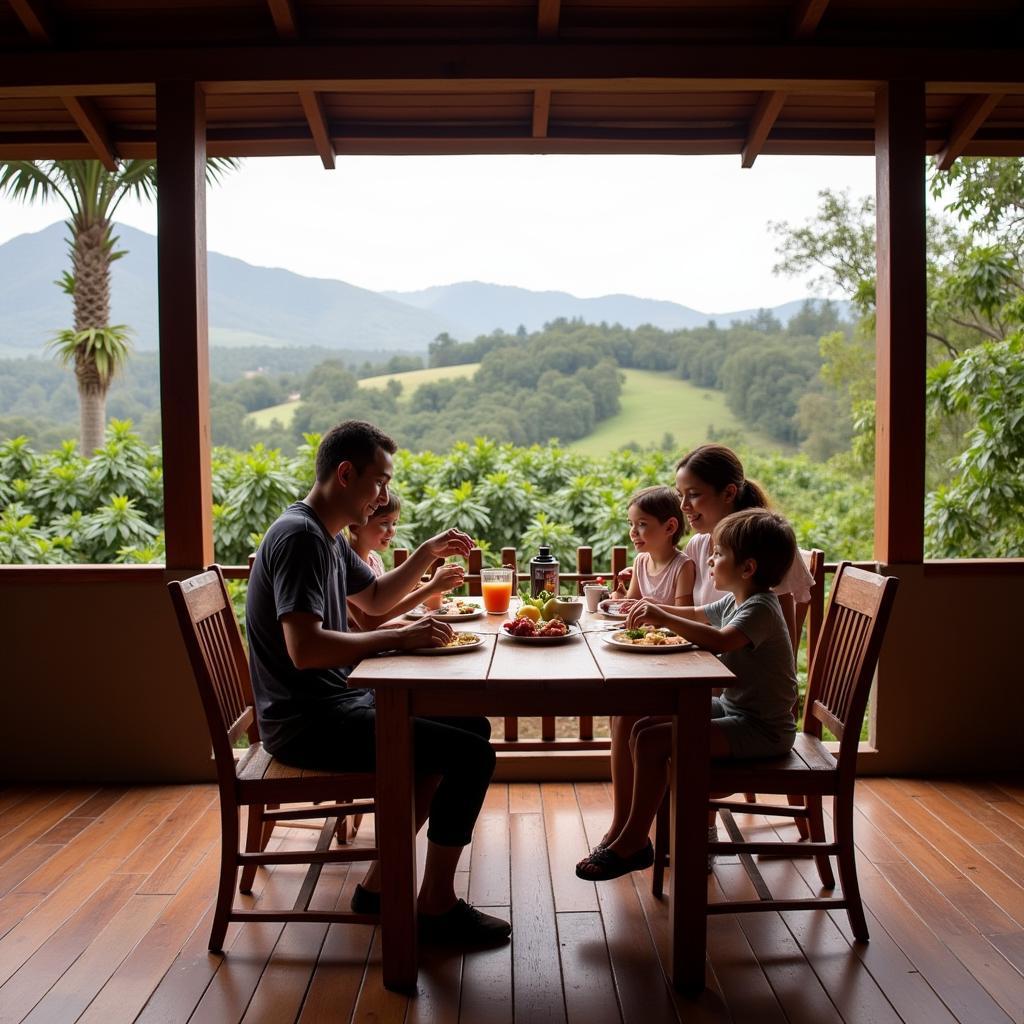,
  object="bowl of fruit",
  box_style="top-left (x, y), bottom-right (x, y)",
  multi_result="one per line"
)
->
top-left (517, 590), bottom-right (584, 625)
